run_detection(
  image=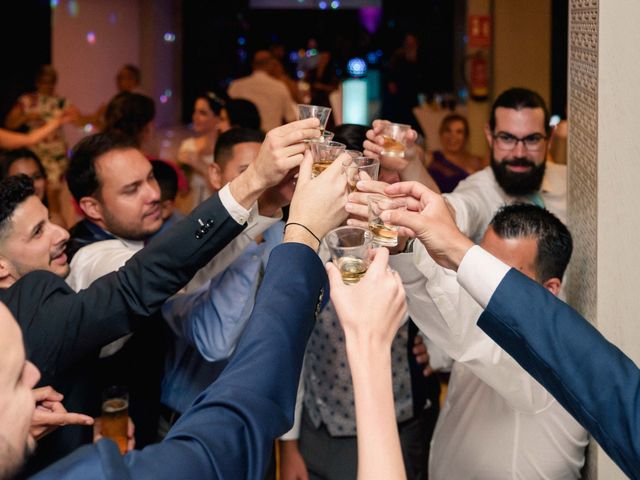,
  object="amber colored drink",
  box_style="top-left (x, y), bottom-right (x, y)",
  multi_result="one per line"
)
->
top-left (369, 217), bottom-right (399, 246)
top-left (312, 161), bottom-right (333, 177)
top-left (382, 136), bottom-right (406, 157)
top-left (101, 398), bottom-right (129, 454)
top-left (337, 256), bottom-right (368, 284)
